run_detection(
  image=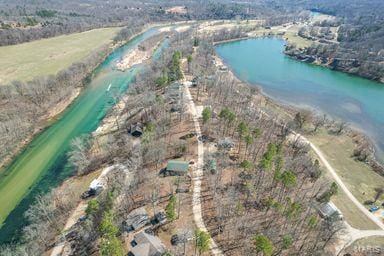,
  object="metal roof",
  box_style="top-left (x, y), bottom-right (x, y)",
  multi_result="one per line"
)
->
top-left (166, 160), bottom-right (189, 172)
